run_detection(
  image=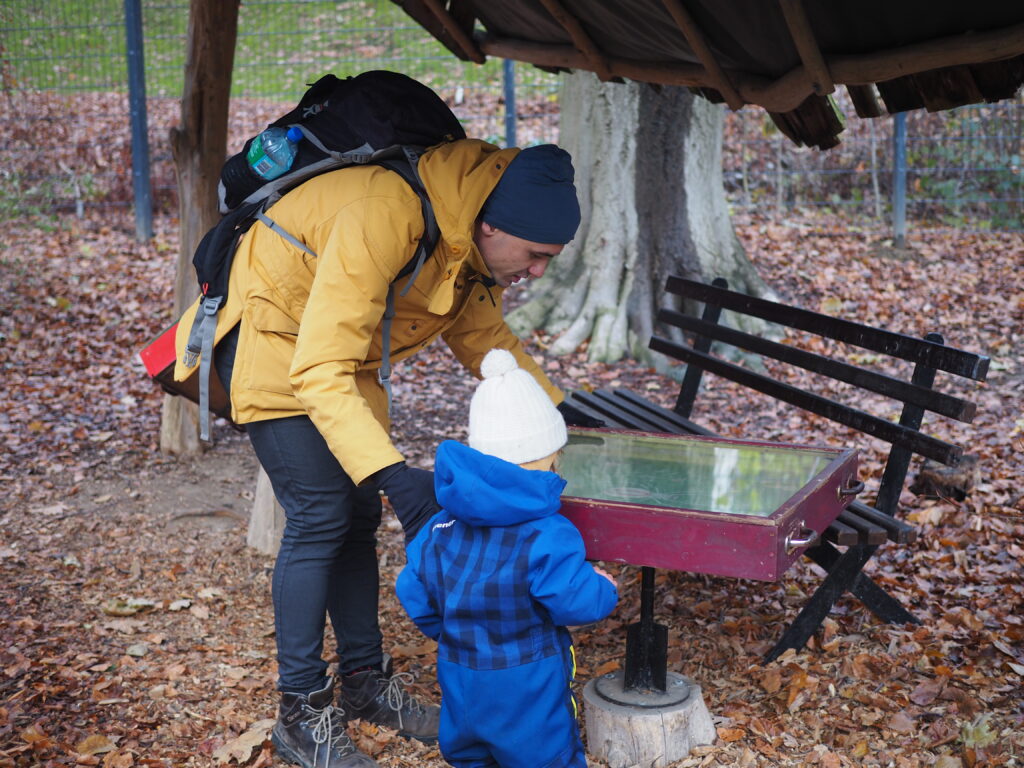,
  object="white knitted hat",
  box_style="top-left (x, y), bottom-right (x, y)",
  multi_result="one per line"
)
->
top-left (469, 348), bottom-right (567, 465)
